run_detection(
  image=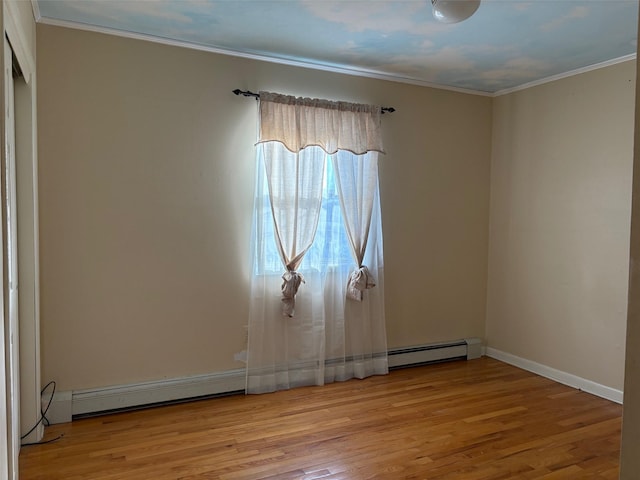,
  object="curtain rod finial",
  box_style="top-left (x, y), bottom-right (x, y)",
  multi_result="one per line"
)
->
top-left (233, 89), bottom-right (260, 99)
